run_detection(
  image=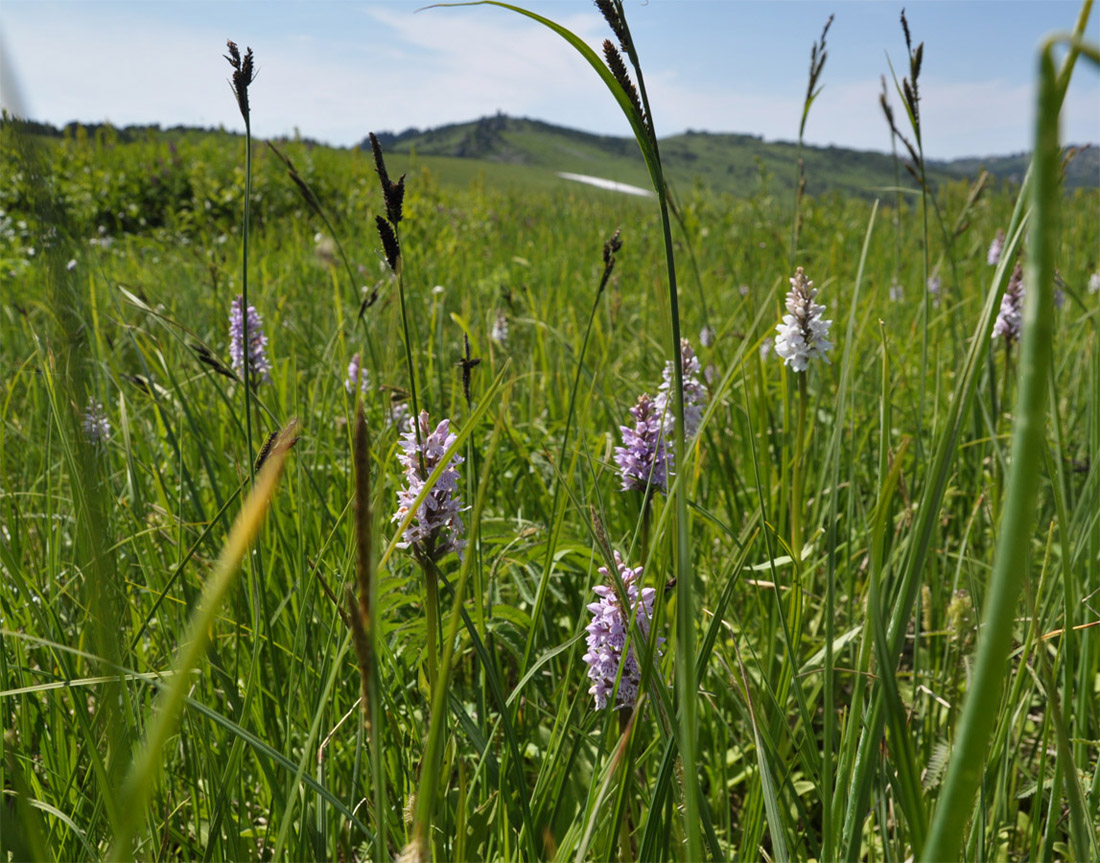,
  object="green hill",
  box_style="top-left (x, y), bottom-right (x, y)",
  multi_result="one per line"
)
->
top-left (372, 113), bottom-right (1099, 198)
